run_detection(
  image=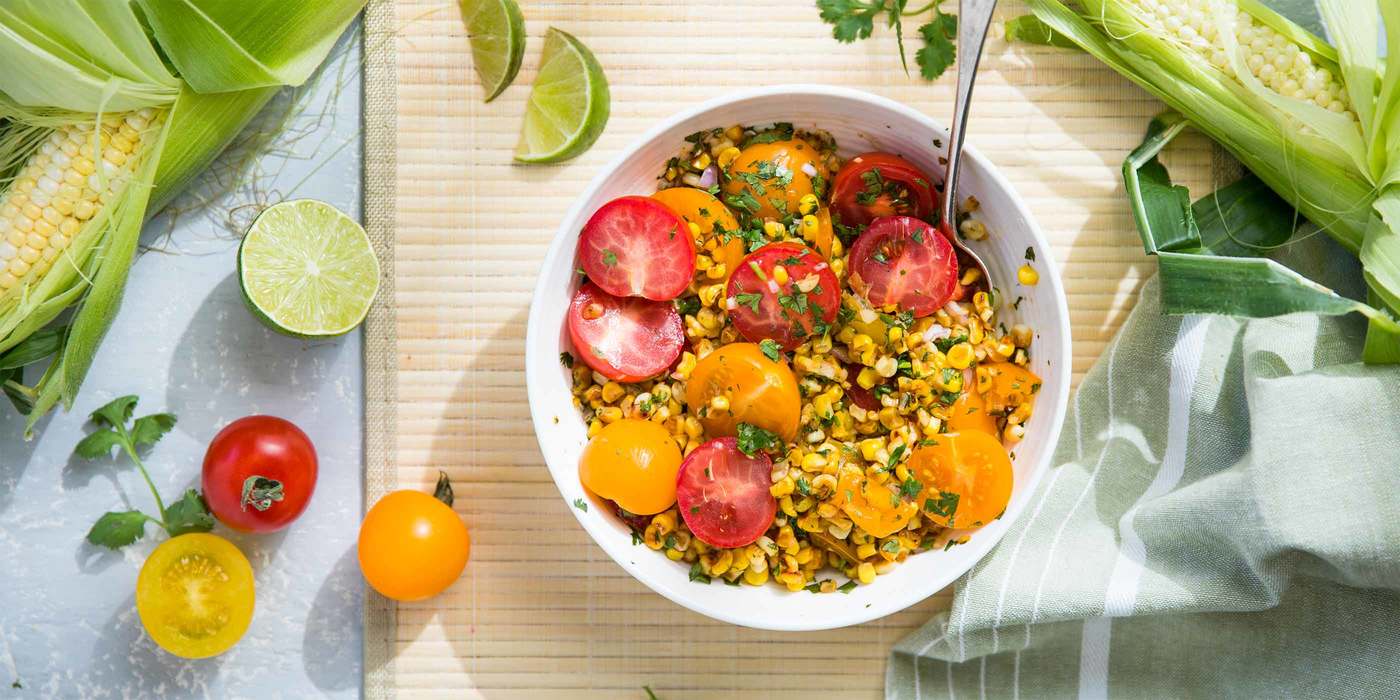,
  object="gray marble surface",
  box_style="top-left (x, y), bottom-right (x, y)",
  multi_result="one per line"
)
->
top-left (0, 30), bottom-right (365, 699)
